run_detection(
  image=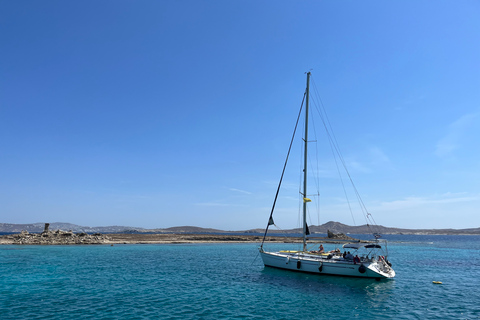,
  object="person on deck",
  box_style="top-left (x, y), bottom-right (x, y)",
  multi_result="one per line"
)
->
top-left (353, 255), bottom-right (361, 264)
top-left (319, 244), bottom-right (324, 253)
top-left (345, 252), bottom-right (354, 260)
